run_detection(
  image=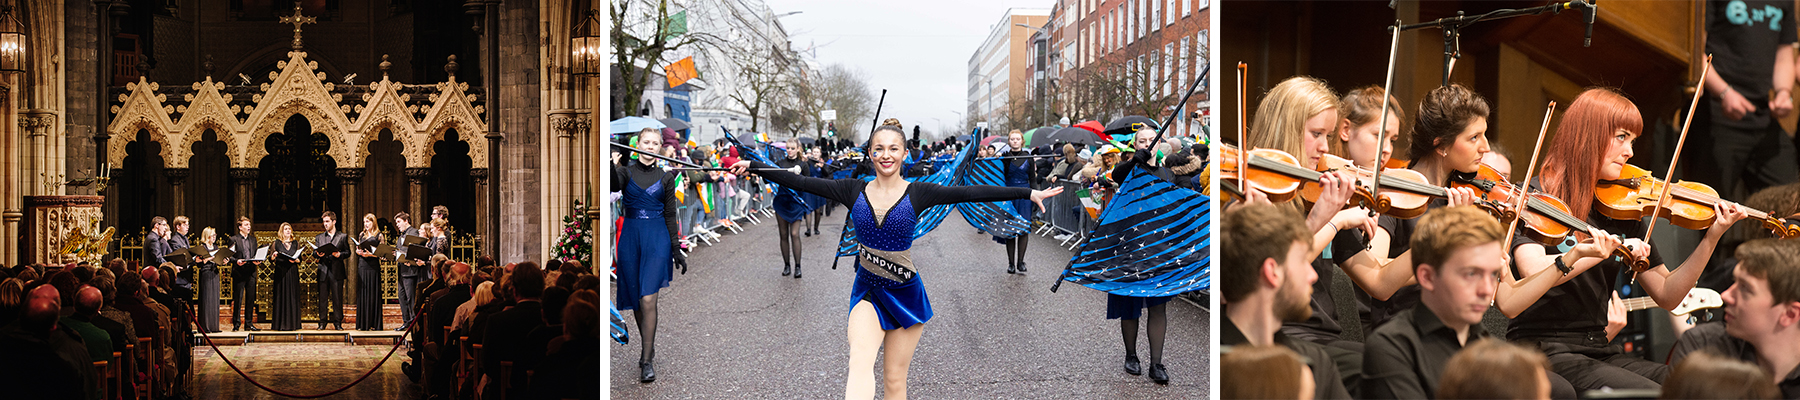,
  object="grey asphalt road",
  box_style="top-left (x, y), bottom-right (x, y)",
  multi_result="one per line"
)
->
top-left (610, 209), bottom-right (1210, 399)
